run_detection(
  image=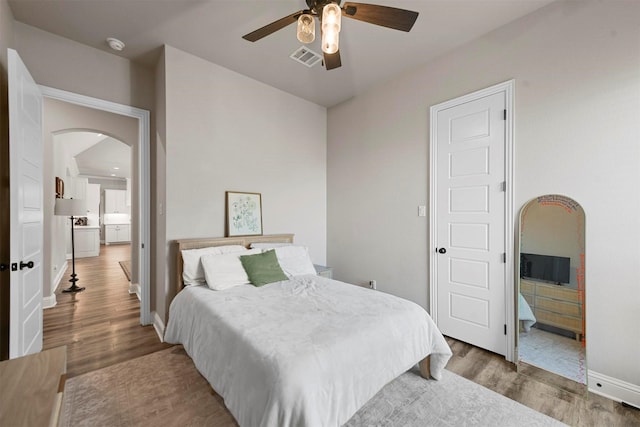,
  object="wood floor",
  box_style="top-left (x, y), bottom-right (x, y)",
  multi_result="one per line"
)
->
top-left (44, 251), bottom-right (639, 425)
top-left (43, 244), bottom-right (170, 378)
top-left (445, 338), bottom-right (640, 426)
